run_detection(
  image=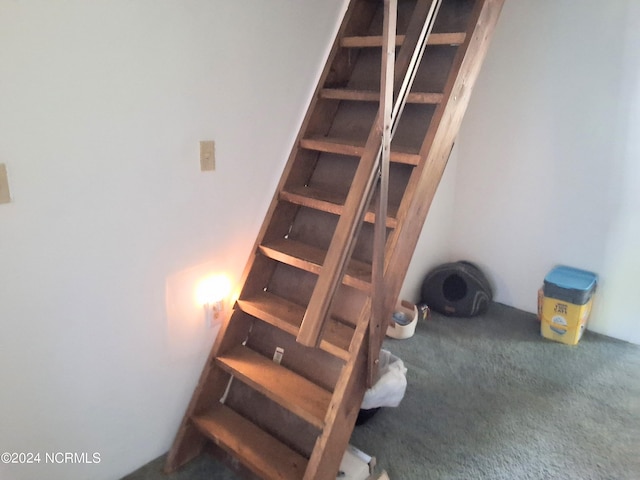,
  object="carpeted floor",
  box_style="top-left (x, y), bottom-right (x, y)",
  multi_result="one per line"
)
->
top-left (123, 303), bottom-right (640, 480)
